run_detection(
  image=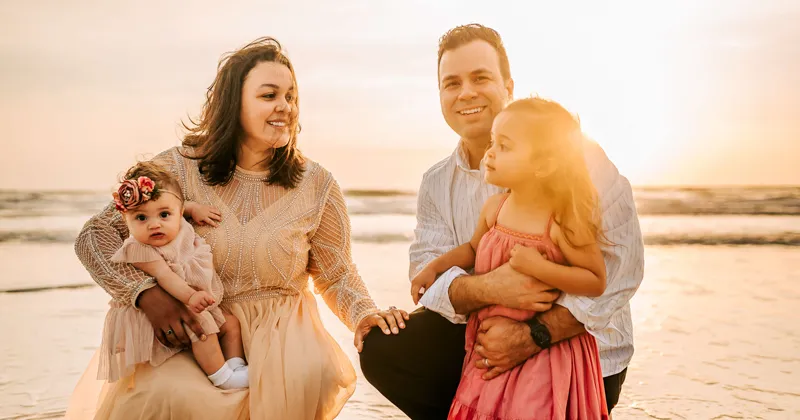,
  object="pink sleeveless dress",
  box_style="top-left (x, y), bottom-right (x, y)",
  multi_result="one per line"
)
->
top-left (448, 196), bottom-right (609, 420)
